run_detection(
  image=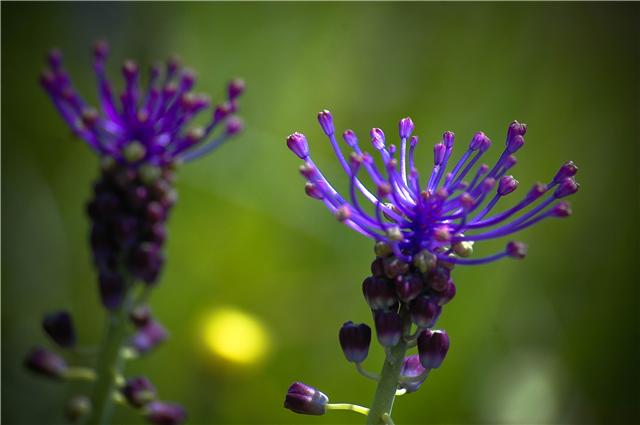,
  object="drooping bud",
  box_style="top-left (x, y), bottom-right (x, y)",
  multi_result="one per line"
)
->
top-left (342, 129), bottom-right (358, 147)
top-left (410, 296), bottom-right (442, 328)
top-left (338, 321), bottom-right (371, 363)
top-left (399, 355), bottom-right (427, 393)
top-left (304, 183), bottom-right (324, 200)
top-left (317, 110), bottom-right (334, 136)
top-left (426, 265), bottom-right (450, 292)
top-left (417, 329), bottom-right (450, 369)
top-left (436, 280), bottom-right (457, 306)
top-left (371, 128), bottom-right (386, 150)
top-left (442, 131), bottom-right (455, 148)
top-left (553, 161), bottom-right (578, 184)
top-left (362, 277), bottom-right (397, 310)
top-left (551, 201), bottom-right (572, 217)
top-left (399, 117), bottom-right (414, 139)
top-left (507, 120), bottom-right (527, 143)
top-left (506, 241), bottom-right (527, 259)
top-left (469, 132), bottom-right (488, 151)
top-left (284, 382), bottom-right (328, 416)
top-left (498, 175), bottom-right (519, 196)
top-left (145, 401), bottom-right (187, 425)
top-left (98, 271), bottom-right (126, 311)
top-left (527, 183), bottom-right (547, 201)
top-left (123, 376), bottom-right (157, 407)
top-left (286, 132), bottom-right (309, 159)
top-left (374, 310), bottom-right (402, 347)
top-left (24, 347), bottom-right (67, 379)
top-left (554, 177), bottom-right (579, 198)
top-left (130, 320), bottom-right (168, 354)
top-left (433, 143), bottom-right (446, 165)
top-left (395, 273), bottom-right (423, 303)
top-left (43, 311), bottom-right (76, 348)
